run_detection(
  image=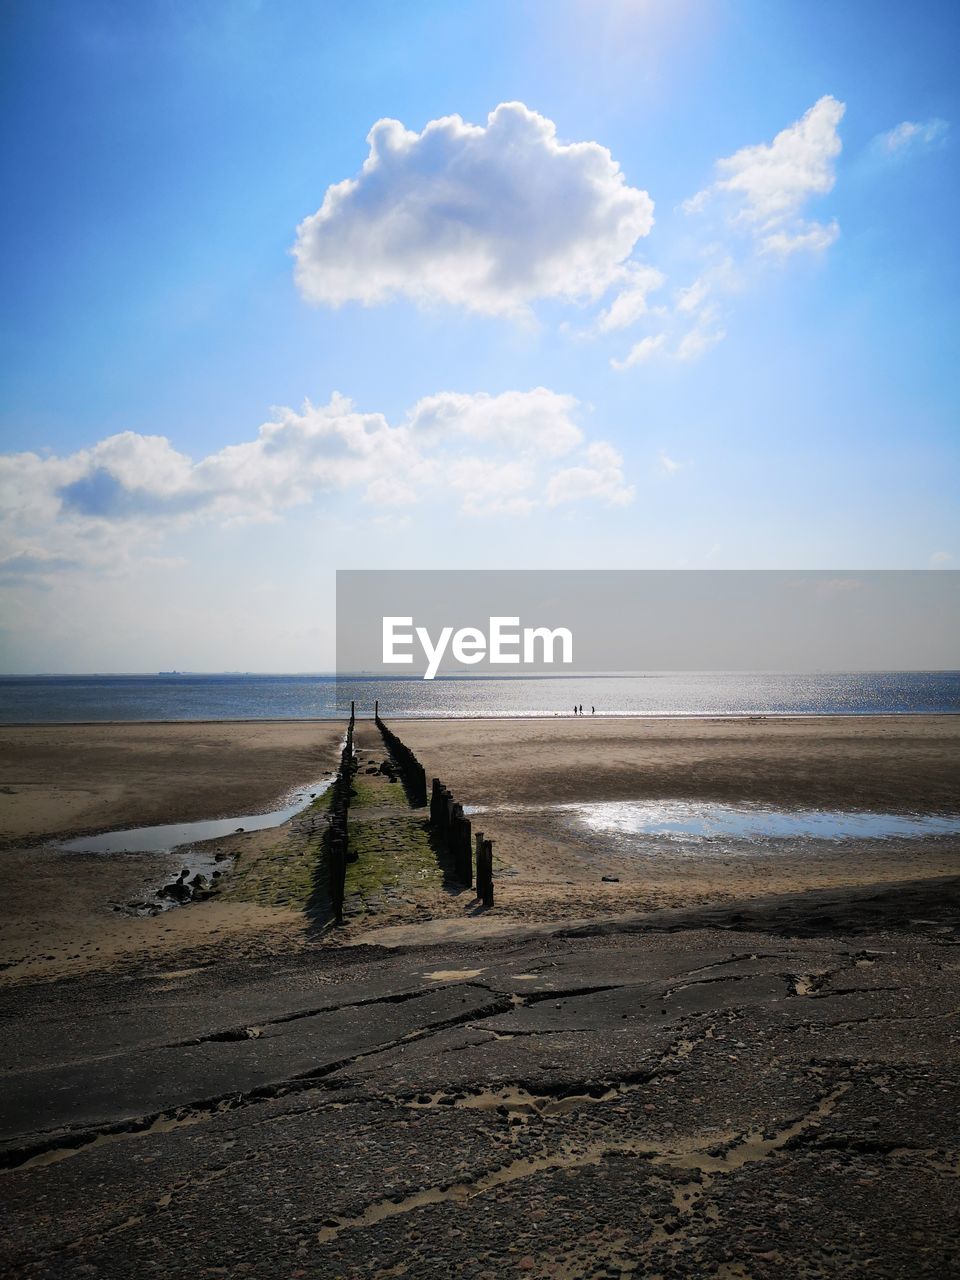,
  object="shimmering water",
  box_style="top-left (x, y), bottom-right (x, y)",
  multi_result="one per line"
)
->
top-left (466, 798), bottom-right (960, 857)
top-left (565, 800), bottom-right (960, 842)
top-left (2, 670), bottom-right (958, 722)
